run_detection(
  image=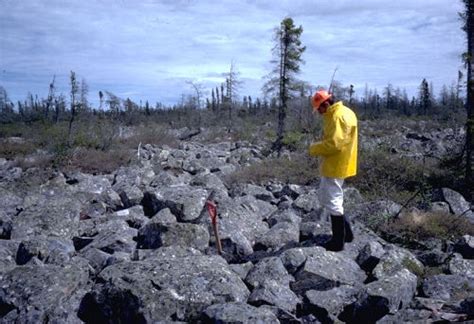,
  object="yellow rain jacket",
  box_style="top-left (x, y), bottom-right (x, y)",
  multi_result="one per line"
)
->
top-left (309, 101), bottom-right (358, 179)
